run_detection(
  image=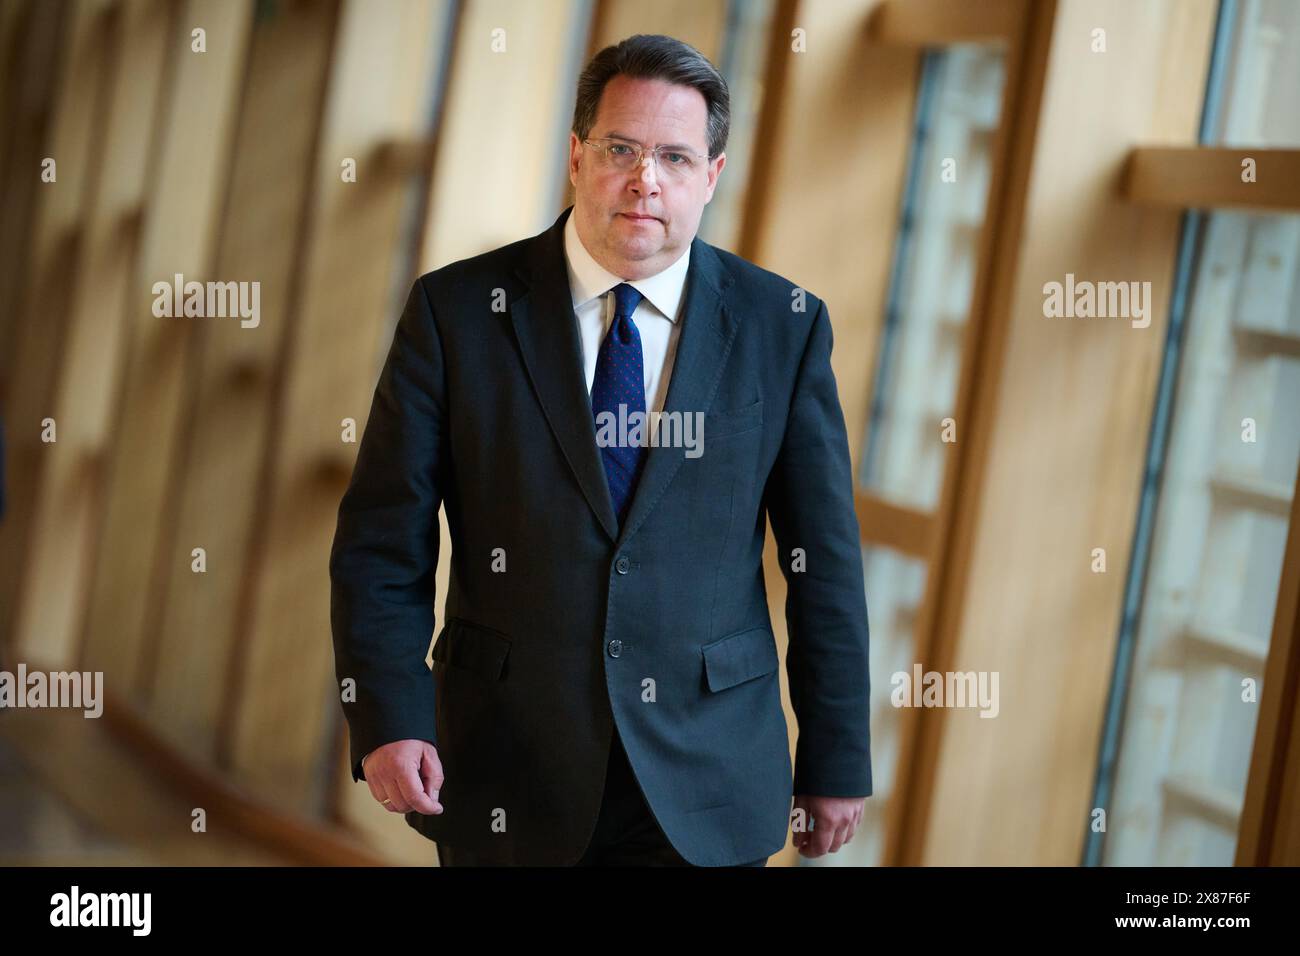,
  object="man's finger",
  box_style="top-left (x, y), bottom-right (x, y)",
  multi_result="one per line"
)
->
top-left (364, 769), bottom-right (387, 806)
top-left (380, 778), bottom-right (413, 813)
top-left (827, 822), bottom-right (850, 854)
top-left (397, 761), bottom-right (441, 815)
top-left (808, 816), bottom-right (836, 857)
top-left (419, 748), bottom-right (445, 812)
